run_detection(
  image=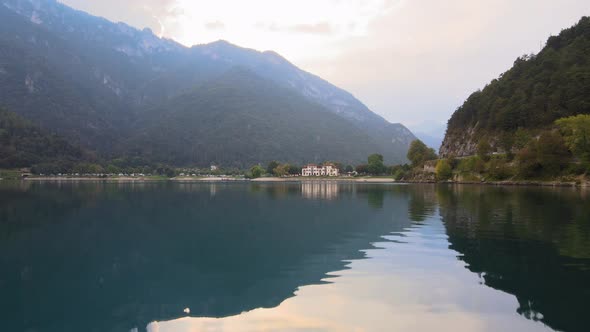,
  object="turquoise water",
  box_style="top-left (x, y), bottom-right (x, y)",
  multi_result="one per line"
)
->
top-left (0, 182), bottom-right (589, 332)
